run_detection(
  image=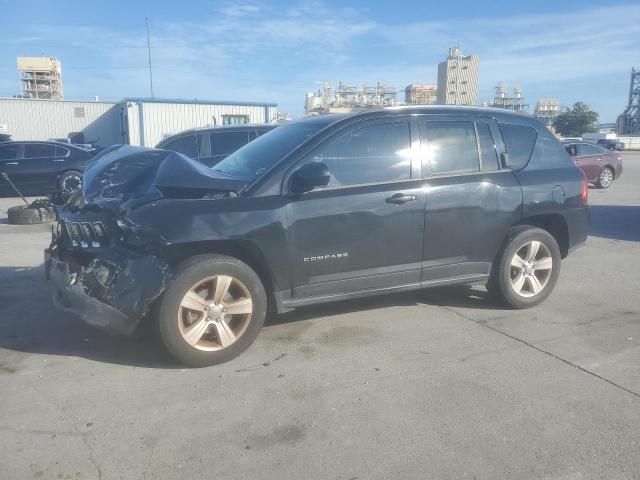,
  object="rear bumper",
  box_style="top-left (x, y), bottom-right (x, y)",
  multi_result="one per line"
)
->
top-left (564, 206), bottom-right (590, 255)
top-left (45, 248), bottom-right (172, 335)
